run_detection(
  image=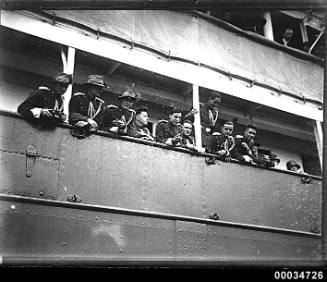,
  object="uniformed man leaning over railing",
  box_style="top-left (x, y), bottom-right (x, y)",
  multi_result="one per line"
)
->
top-left (180, 119), bottom-right (196, 150)
top-left (69, 75), bottom-right (106, 138)
top-left (256, 151), bottom-right (280, 169)
top-left (286, 160), bottom-right (301, 172)
top-left (231, 124), bottom-right (281, 168)
top-left (127, 106), bottom-right (154, 141)
top-left (206, 120), bottom-right (235, 163)
top-left (97, 87), bottom-right (137, 135)
top-left (155, 108), bottom-right (184, 146)
top-left (17, 73), bottom-right (72, 126)
top-left (232, 124), bottom-right (260, 164)
top-left (184, 91), bottom-right (222, 150)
